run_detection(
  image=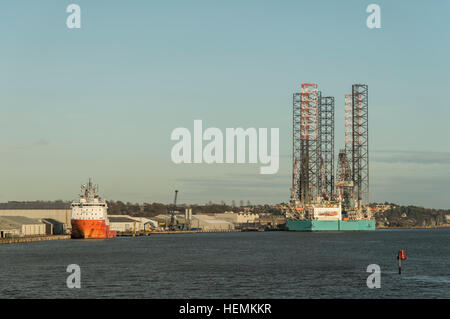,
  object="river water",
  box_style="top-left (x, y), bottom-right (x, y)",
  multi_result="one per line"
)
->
top-left (0, 229), bottom-right (449, 298)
